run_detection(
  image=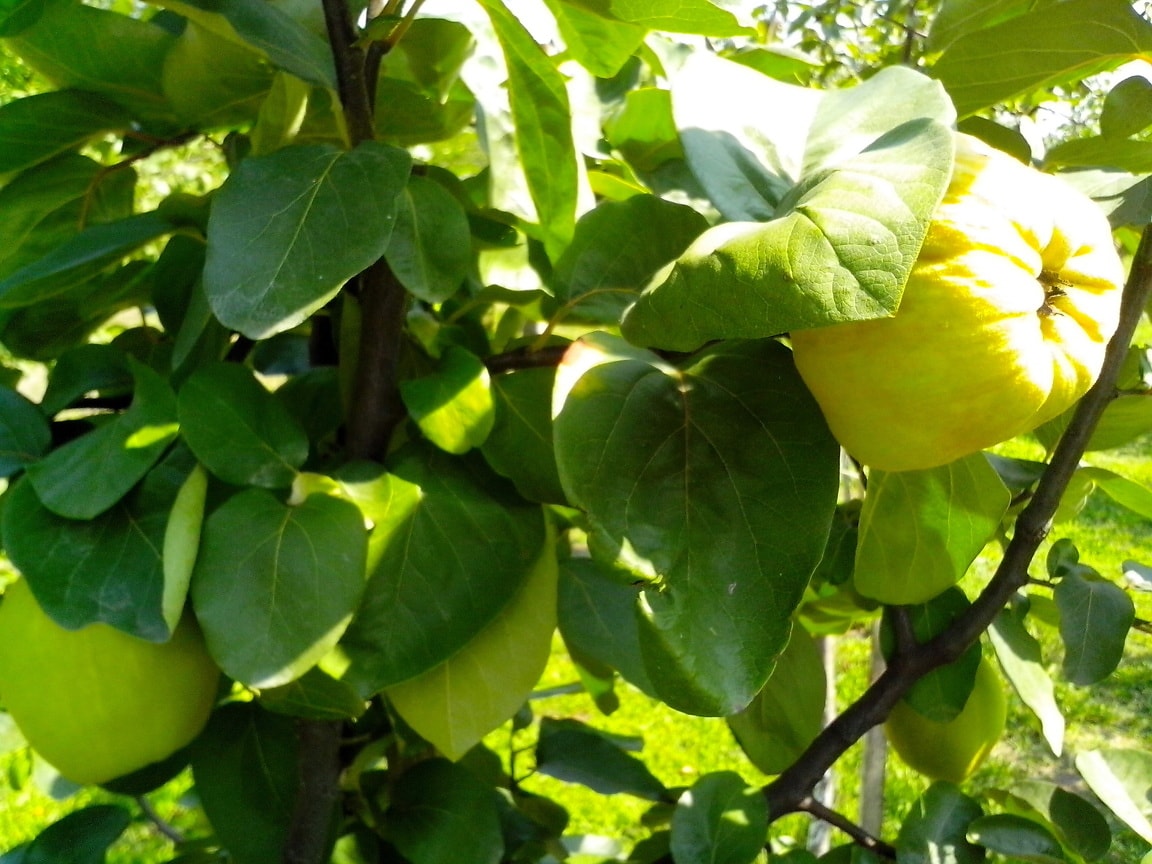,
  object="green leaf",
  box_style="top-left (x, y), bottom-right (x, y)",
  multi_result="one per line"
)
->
top-left (1055, 570), bottom-right (1134, 686)
top-left (203, 142), bottom-right (411, 339)
top-left (387, 526), bottom-right (557, 759)
top-left (0, 387), bottom-right (49, 477)
top-left (563, 0), bottom-right (749, 36)
top-left (476, 0), bottom-right (578, 261)
top-left (2, 447), bottom-right (196, 641)
top-left (192, 488), bottom-right (368, 688)
top-left (26, 360), bottom-right (178, 520)
top-left (0, 90), bottom-right (131, 176)
top-left (603, 88), bottom-right (683, 172)
top-left (1102, 75), bottom-right (1152, 138)
top-left (0, 212), bottom-right (174, 309)
top-left (177, 363), bottom-right (309, 489)
top-left (931, 0), bottom-right (1152, 118)
top-left (190, 702), bottom-right (300, 864)
top-left (1044, 135), bottom-right (1152, 173)
top-left (329, 449), bottom-right (547, 695)
top-left (1008, 781), bottom-right (1112, 862)
top-left (623, 62), bottom-right (955, 351)
top-left (0, 0), bottom-right (45, 37)
top-left (896, 782), bottom-right (986, 864)
top-left (146, 0), bottom-right (336, 90)
top-left (258, 666), bottom-right (368, 721)
top-left (670, 772), bottom-right (768, 864)
top-left (250, 71), bottom-right (311, 155)
top-left (967, 813), bottom-right (1065, 863)
top-left (1087, 395), bottom-right (1152, 452)
top-left (0, 154), bottom-right (134, 283)
top-left (550, 195), bottom-right (708, 325)
top-left (401, 347), bottom-right (494, 454)
top-left (385, 175), bottom-right (471, 303)
top-left (1076, 749), bottom-right (1152, 844)
top-left (726, 630), bottom-right (825, 775)
top-left (855, 454), bottom-right (1010, 605)
top-left (6, 0), bottom-right (175, 122)
top-left (381, 759), bottom-right (504, 864)
top-left (482, 366), bottom-right (567, 504)
top-left (989, 607), bottom-right (1064, 756)
top-left (956, 116), bottom-right (1032, 164)
top-left (882, 589), bottom-right (980, 723)
top-left (557, 557), bottom-right (655, 695)
top-left (552, 335), bottom-right (839, 715)
top-left (20, 805), bottom-right (131, 864)
top-left (925, 0), bottom-right (1033, 54)
top-left (1079, 468), bottom-right (1152, 519)
top-left (162, 463), bottom-right (207, 634)
top-left (534, 717), bottom-right (668, 801)
top-left (544, 0), bottom-right (645, 78)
